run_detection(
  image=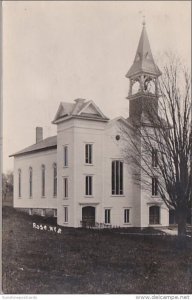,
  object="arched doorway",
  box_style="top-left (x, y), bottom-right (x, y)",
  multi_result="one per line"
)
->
top-left (82, 206), bottom-right (95, 228)
top-left (149, 206), bottom-right (160, 225)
